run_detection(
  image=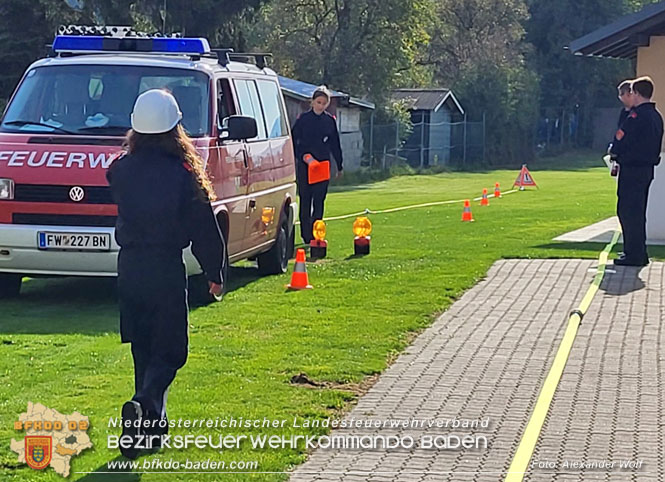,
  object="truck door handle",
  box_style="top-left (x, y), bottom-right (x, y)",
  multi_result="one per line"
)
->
top-left (242, 149), bottom-right (249, 169)
top-left (249, 199), bottom-right (257, 210)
